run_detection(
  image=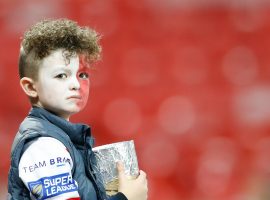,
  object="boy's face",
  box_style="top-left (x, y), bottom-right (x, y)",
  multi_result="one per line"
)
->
top-left (34, 49), bottom-right (90, 120)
